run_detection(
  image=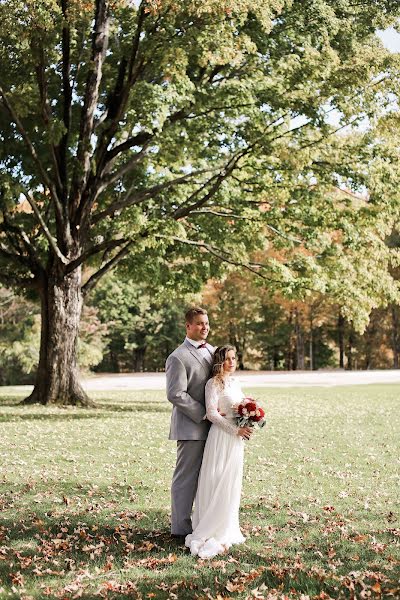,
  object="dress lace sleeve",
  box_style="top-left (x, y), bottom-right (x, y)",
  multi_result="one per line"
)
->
top-left (205, 379), bottom-right (238, 436)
